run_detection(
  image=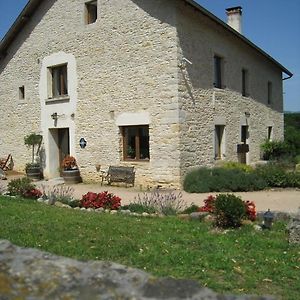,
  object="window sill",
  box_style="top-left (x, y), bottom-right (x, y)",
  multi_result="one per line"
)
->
top-left (45, 95), bottom-right (70, 104)
top-left (123, 159), bottom-right (150, 163)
